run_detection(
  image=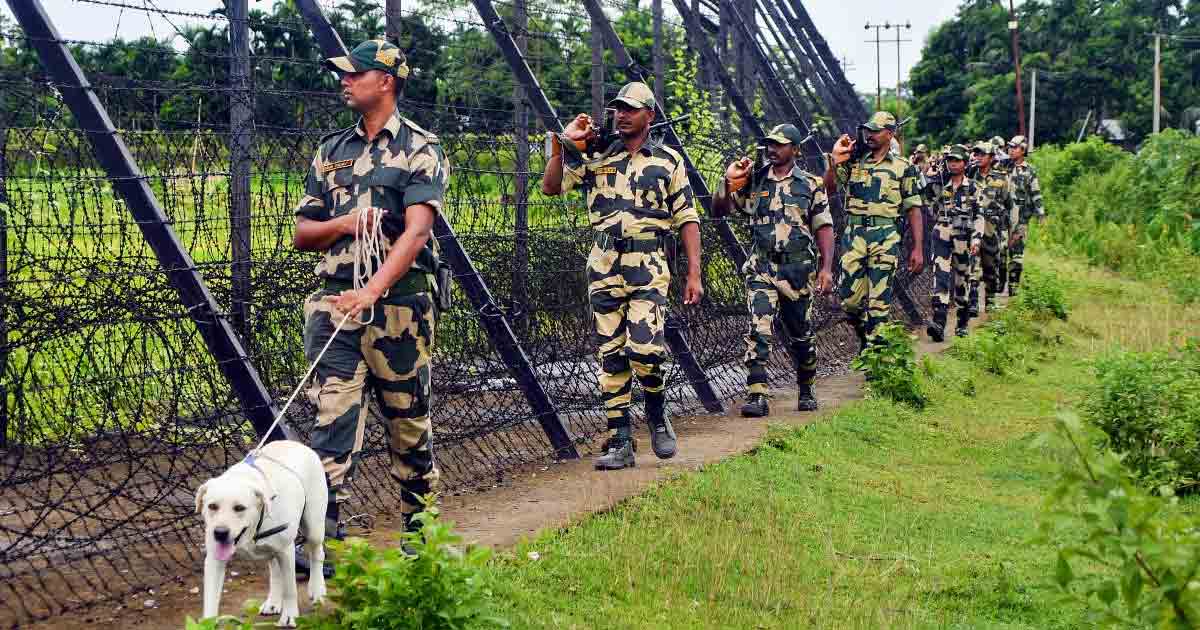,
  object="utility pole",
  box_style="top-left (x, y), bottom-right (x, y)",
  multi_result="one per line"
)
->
top-left (1029, 69), bottom-right (1036, 149)
top-left (864, 20), bottom-right (910, 114)
top-left (1153, 33), bottom-right (1161, 134)
top-left (1008, 0), bottom-right (1027, 137)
